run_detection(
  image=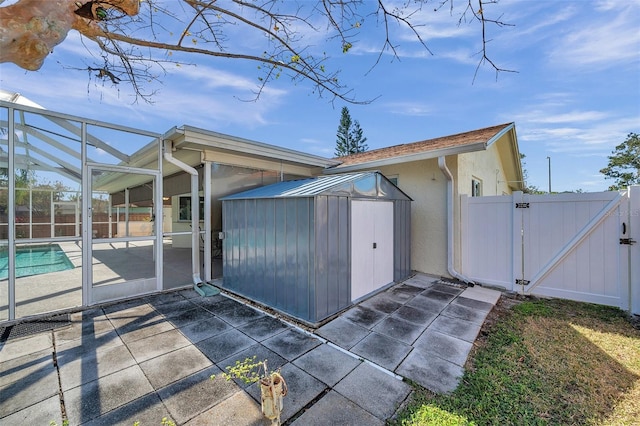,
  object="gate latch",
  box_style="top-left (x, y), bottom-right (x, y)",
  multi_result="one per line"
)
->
top-left (620, 238), bottom-right (636, 245)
